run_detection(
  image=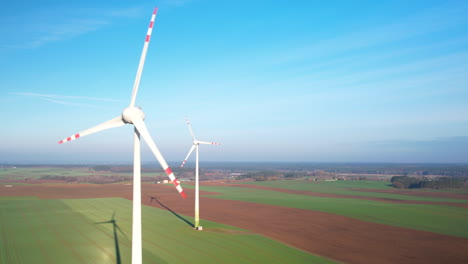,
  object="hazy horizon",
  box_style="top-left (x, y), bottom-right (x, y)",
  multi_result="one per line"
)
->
top-left (2, 160), bottom-right (468, 167)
